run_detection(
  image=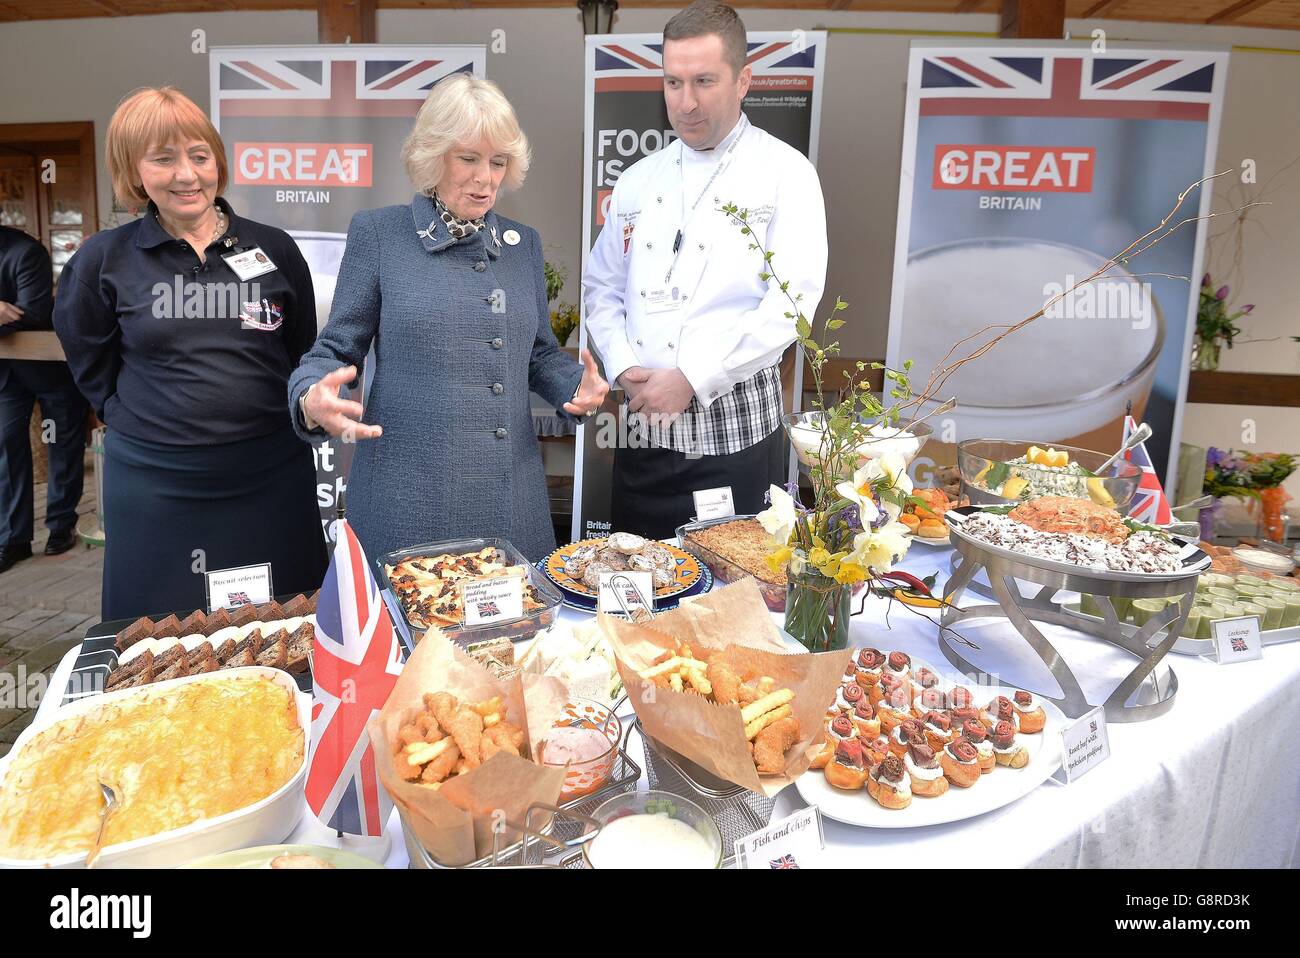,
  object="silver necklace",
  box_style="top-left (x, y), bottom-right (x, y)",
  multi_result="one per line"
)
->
top-left (157, 207), bottom-right (226, 246)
